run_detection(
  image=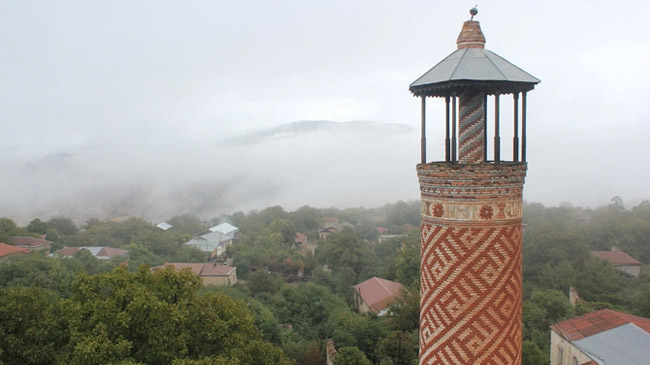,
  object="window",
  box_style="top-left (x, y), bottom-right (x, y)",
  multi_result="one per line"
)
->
top-left (572, 356), bottom-right (578, 365)
top-left (557, 347), bottom-right (564, 365)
